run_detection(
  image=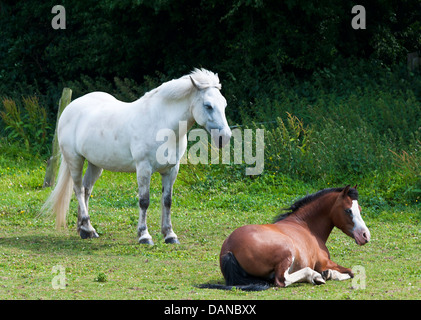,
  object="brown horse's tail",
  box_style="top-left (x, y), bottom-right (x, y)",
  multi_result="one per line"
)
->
top-left (196, 252), bottom-right (271, 291)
